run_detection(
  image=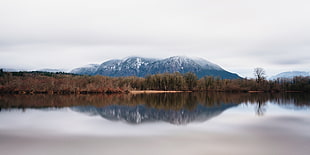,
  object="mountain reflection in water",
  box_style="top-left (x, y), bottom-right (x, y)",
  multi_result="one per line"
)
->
top-left (0, 93), bottom-right (310, 125)
top-left (71, 103), bottom-right (237, 125)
